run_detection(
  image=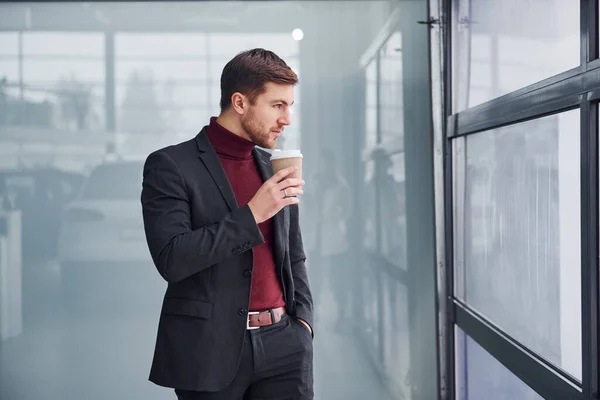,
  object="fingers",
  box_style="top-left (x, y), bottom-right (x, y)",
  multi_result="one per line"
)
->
top-left (282, 186), bottom-right (304, 197)
top-left (276, 178), bottom-right (305, 191)
top-left (283, 196), bottom-right (300, 206)
top-left (271, 166), bottom-right (298, 182)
